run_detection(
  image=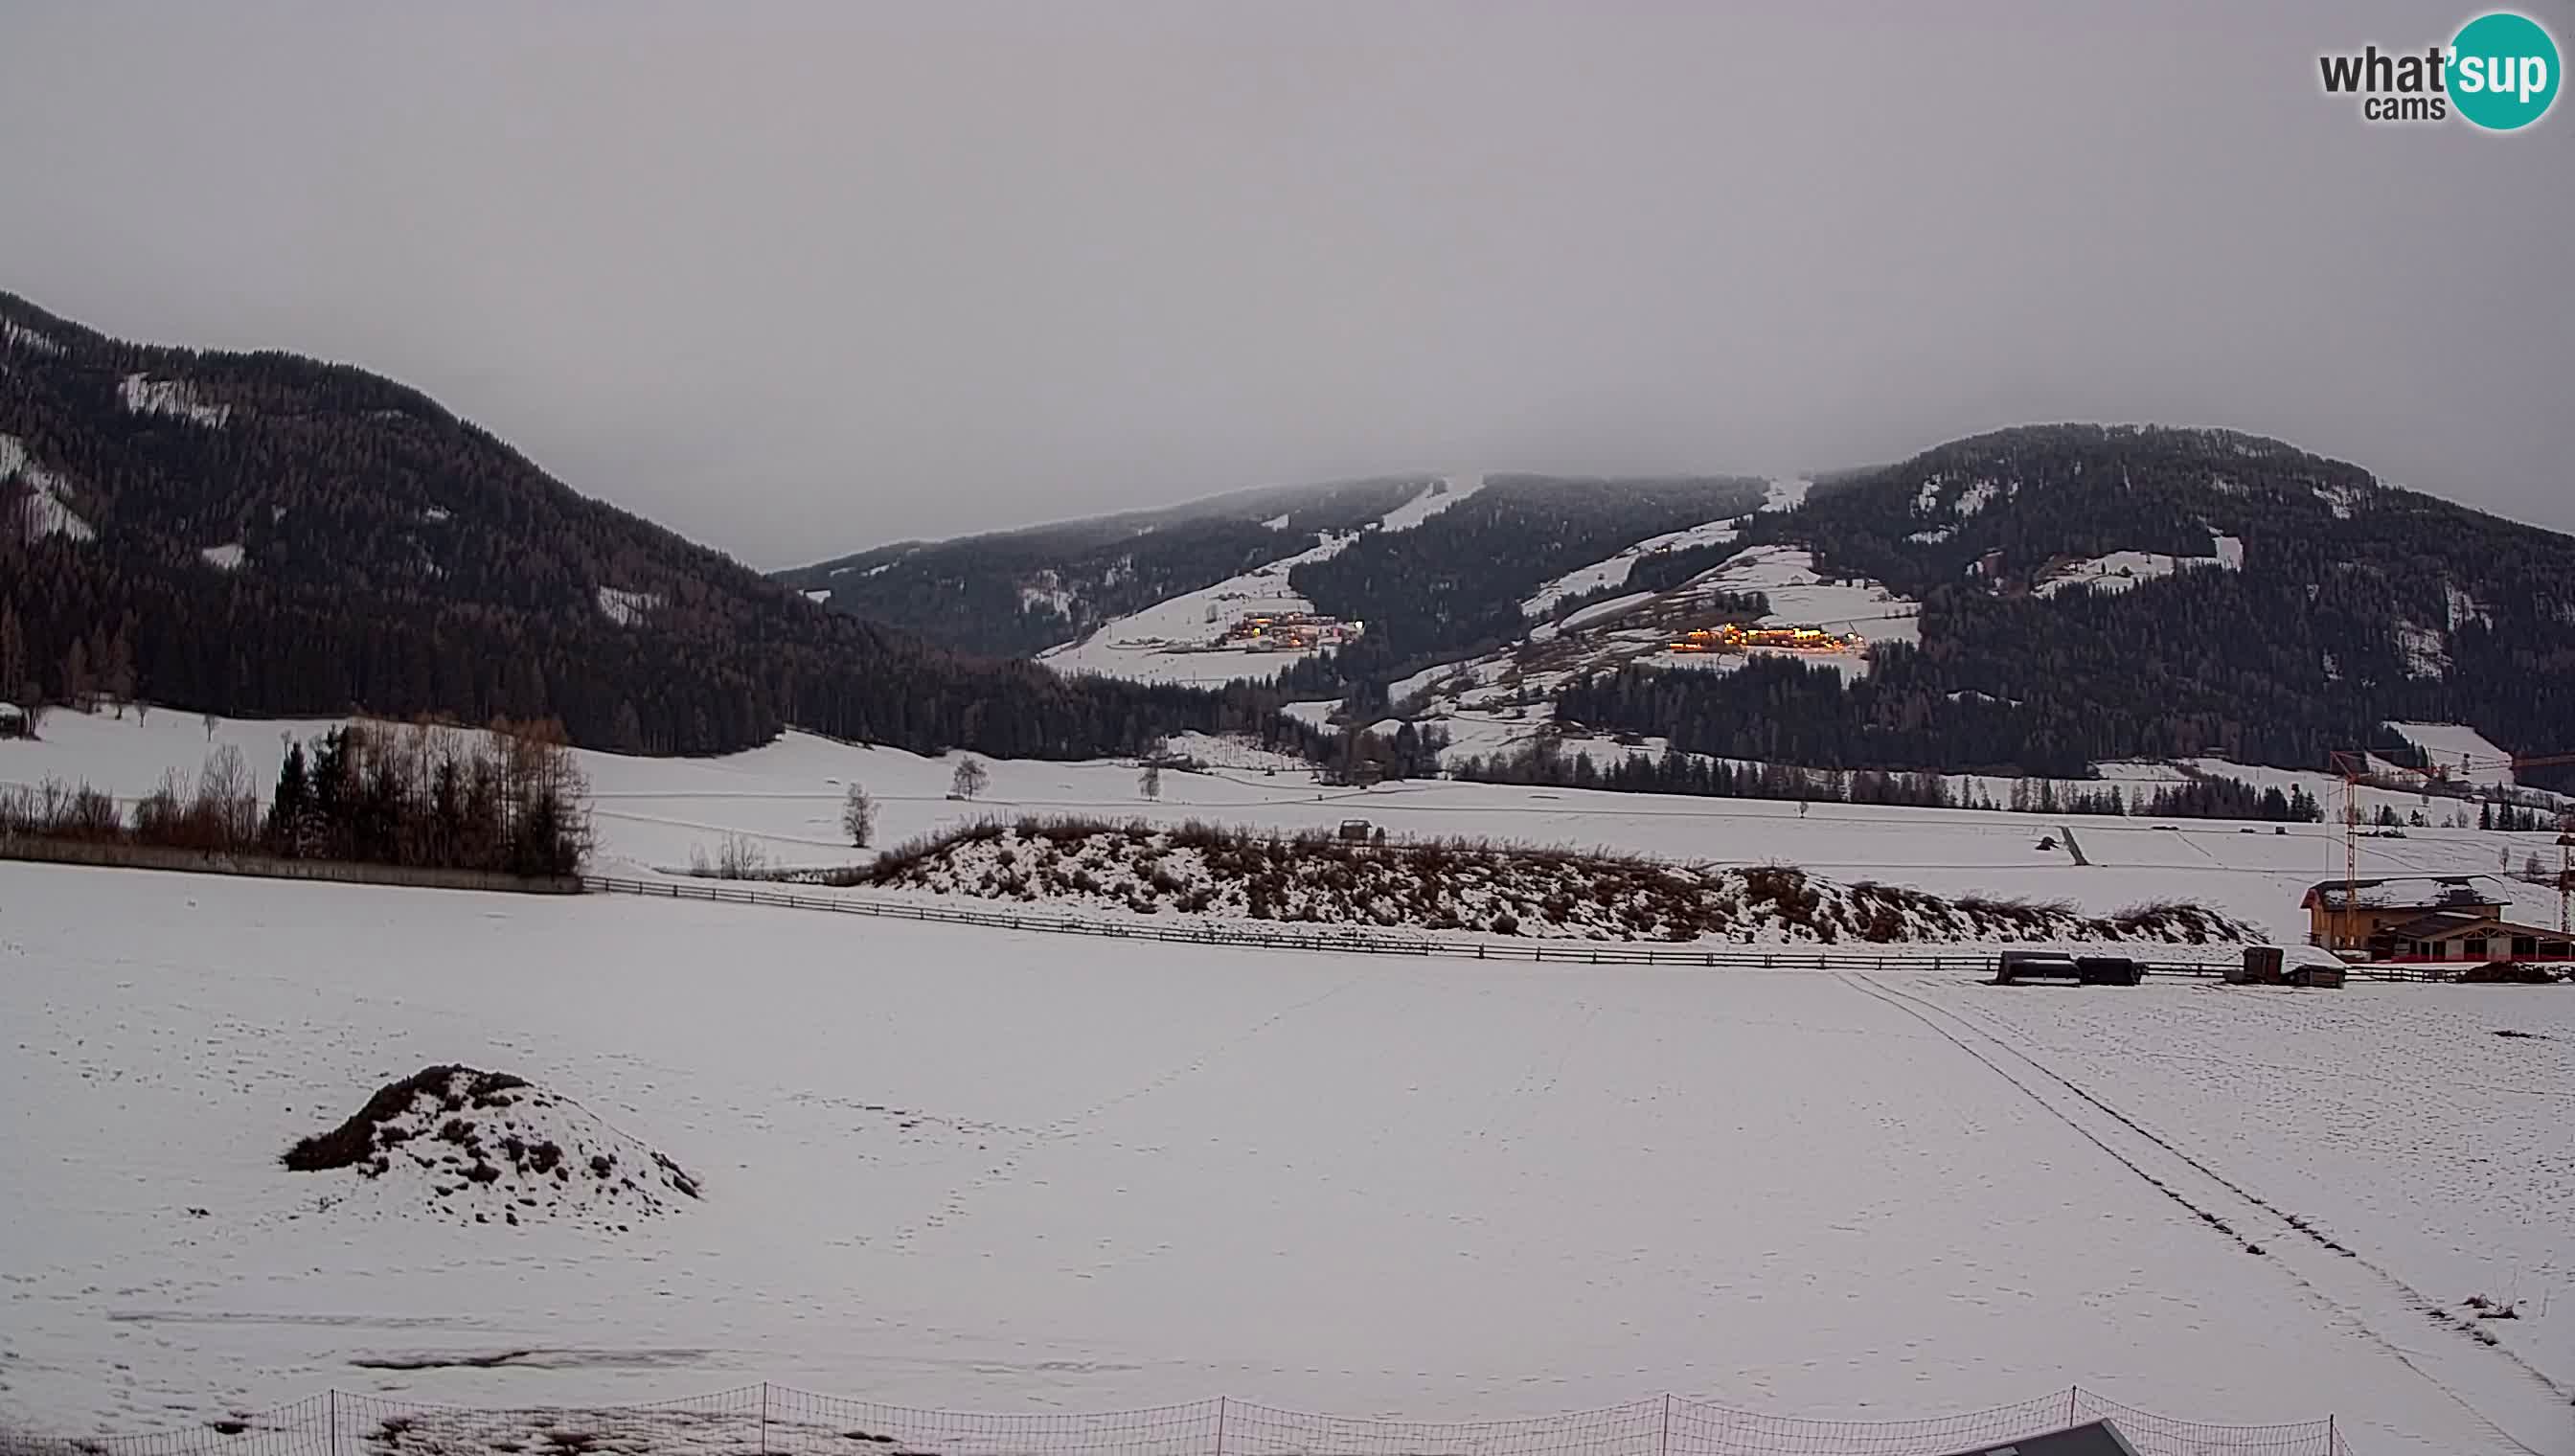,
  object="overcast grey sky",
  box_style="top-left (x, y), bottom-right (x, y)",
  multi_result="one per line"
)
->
top-left (3, 1), bottom-right (2568, 566)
